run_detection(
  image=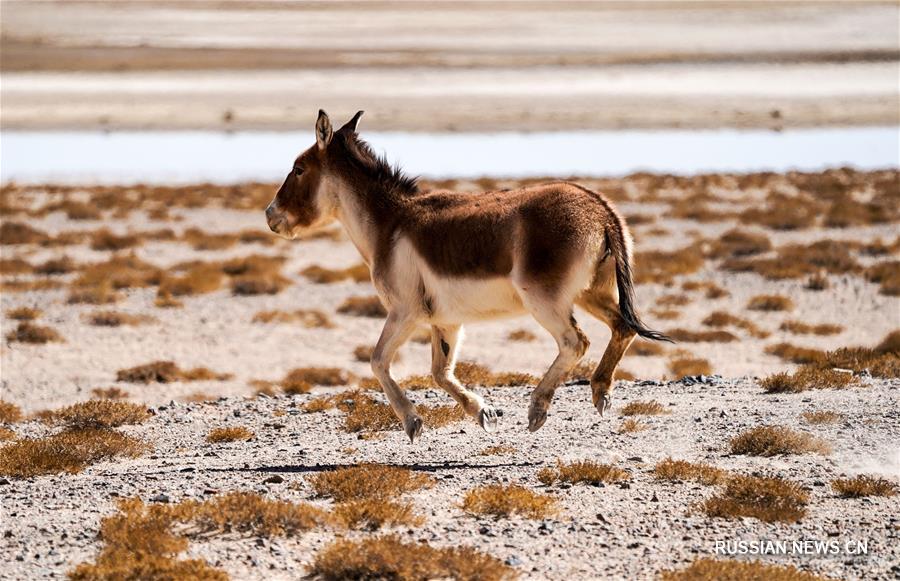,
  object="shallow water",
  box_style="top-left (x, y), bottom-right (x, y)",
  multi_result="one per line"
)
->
top-left (1, 127), bottom-right (897, 184)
